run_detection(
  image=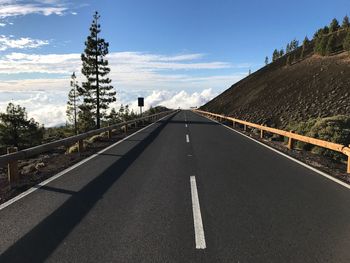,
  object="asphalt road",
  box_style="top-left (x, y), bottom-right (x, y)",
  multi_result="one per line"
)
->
top-left (1, 110), bottom-right (350, 262)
